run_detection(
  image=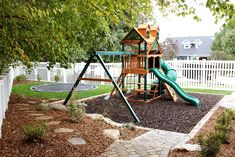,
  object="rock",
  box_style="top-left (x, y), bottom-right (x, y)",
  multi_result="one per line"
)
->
top-left (36, 116), bottom-right (53, 121)
top-left (15, 103), bottom-right (30, 107)
top-left (18, 108), bottom-right (31, 111)
top-left (54, 128), bottom-right (74, 133)
top-left (86, 113), bottom-right (104, 120)
top-left (49, 104), bottom-right (68, 111)
top-left (103, 129), bottom-right (120, 140)
top-left (46, 121), bottom-right (61, 125)
top-left (68, 137), bottom-right (86, 145)
top-left (29, 113), bottom-right (45, 116)
top-left (173, 143), bottom-right (201, 151)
